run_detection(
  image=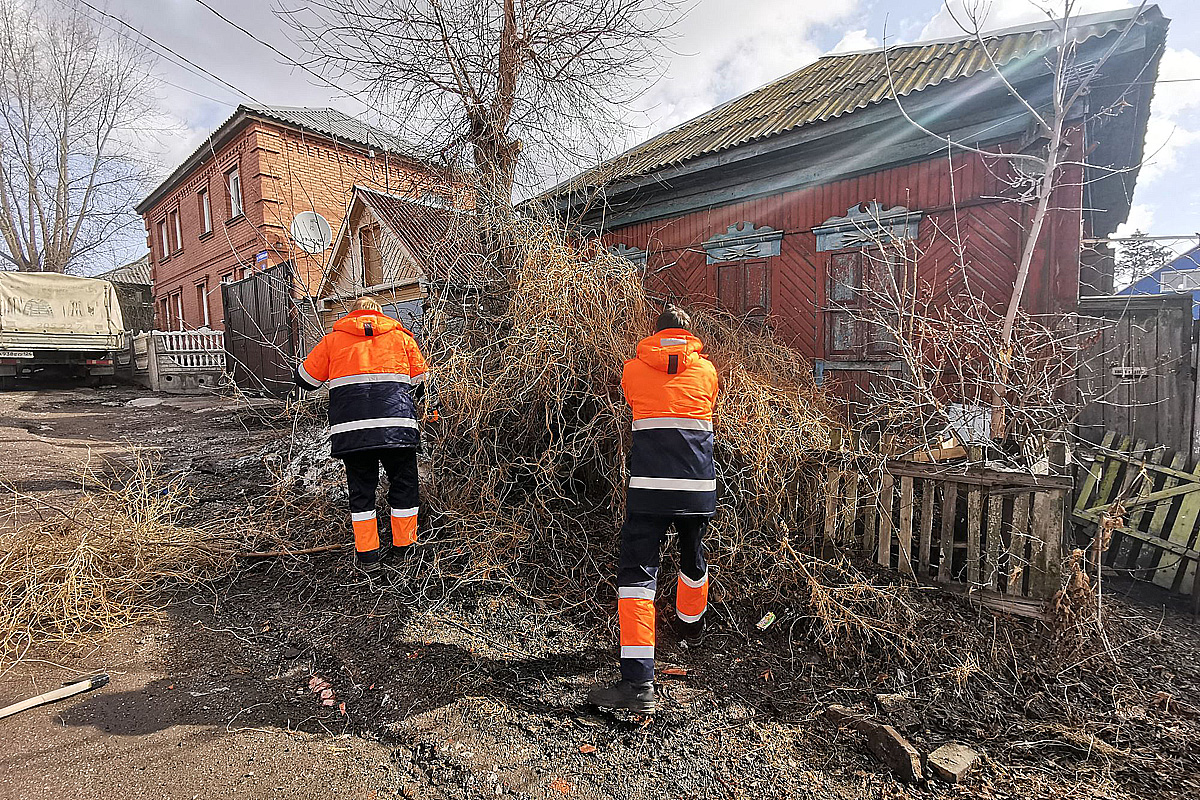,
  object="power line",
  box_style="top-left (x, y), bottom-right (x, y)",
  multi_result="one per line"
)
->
top-left (67, 0), bottom-right (261, 104)
top-left (187, 0), bottom-right (371, 113)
